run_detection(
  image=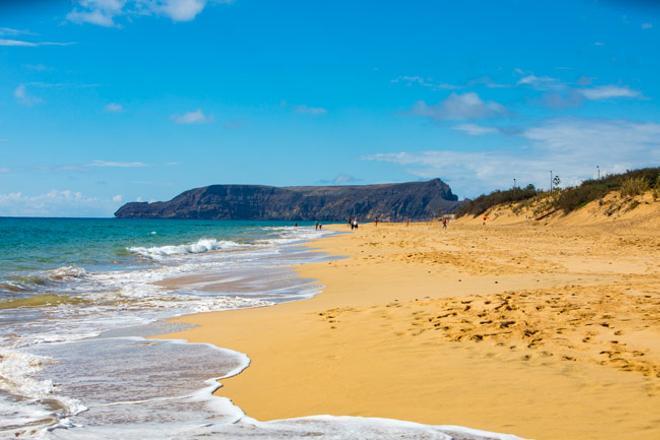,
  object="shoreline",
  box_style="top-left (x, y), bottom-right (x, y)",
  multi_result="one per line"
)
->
top-left (160, 220), bottom-right (660, 439)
